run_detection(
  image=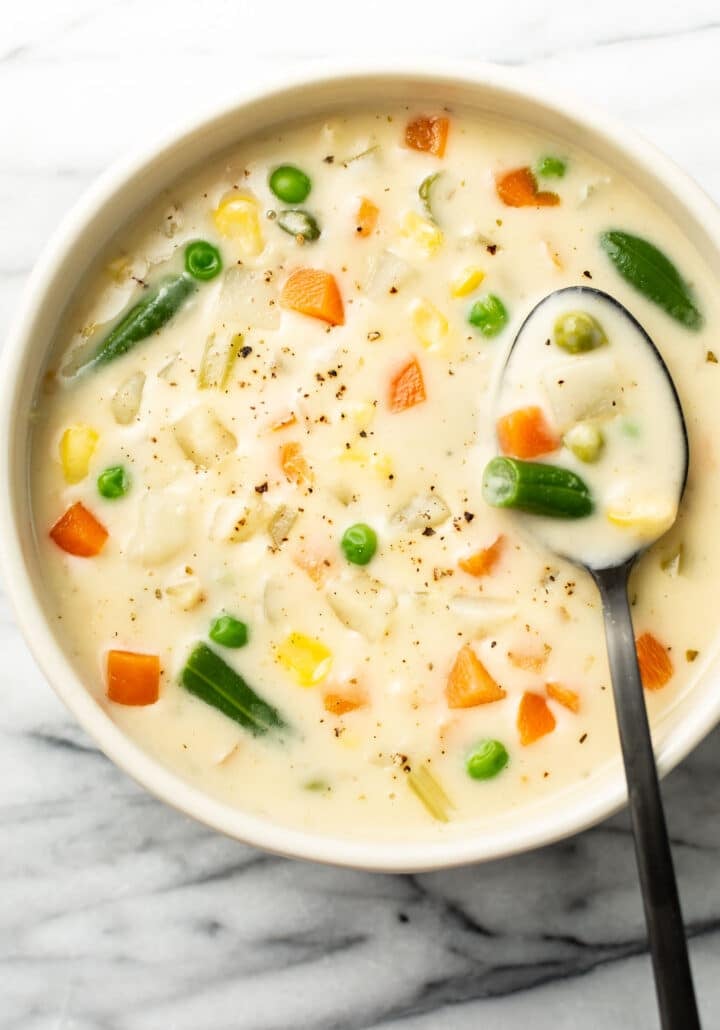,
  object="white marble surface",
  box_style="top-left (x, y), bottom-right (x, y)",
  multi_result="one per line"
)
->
top-left (2, 3), bottom-right (720, 1027)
